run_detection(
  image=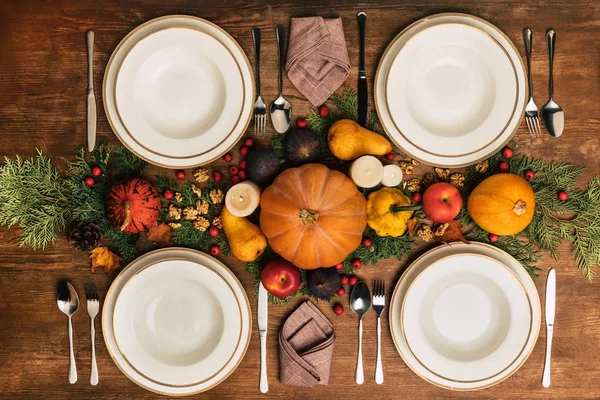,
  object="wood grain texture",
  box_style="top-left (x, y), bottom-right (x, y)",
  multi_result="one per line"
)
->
top-left (1, 0), bottom-right (599, 398)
